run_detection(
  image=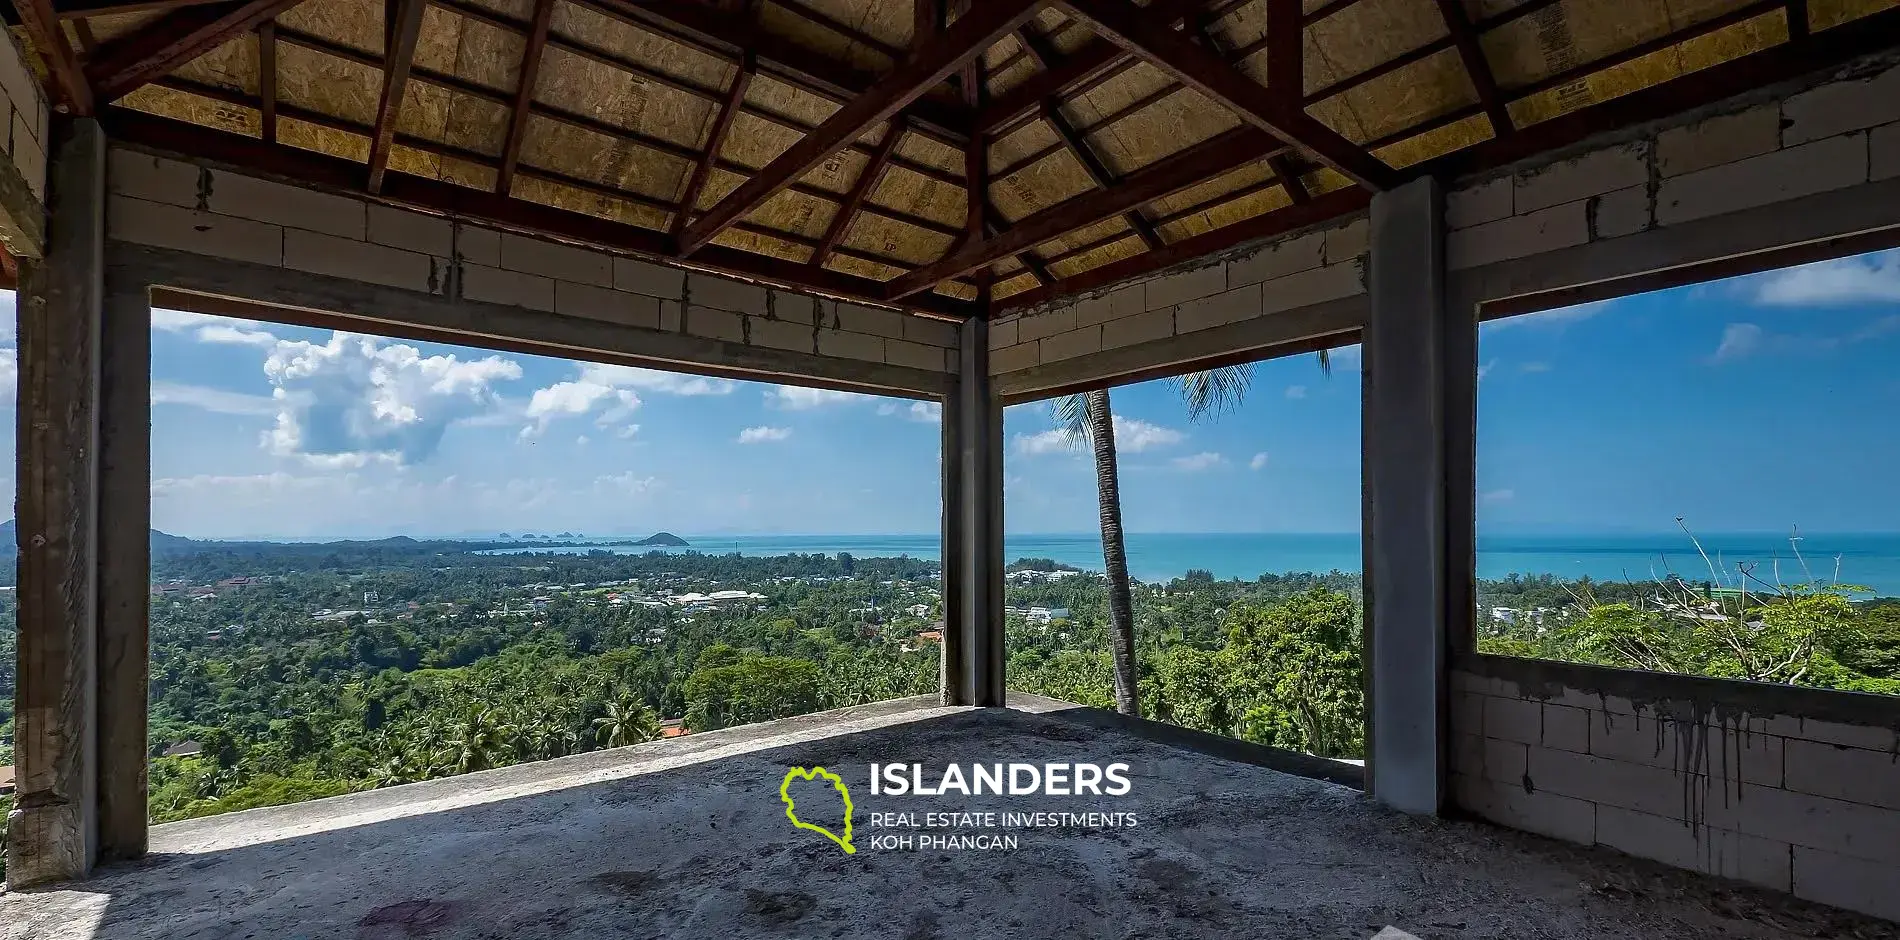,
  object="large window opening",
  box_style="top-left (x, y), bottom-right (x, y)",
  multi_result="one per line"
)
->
top-left (140, 305), bottom-right (942, 823)
top-left (1002, 343), bottom-right (1365, 761)
top-left (1475, 247), bottom-right (1900, 696)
